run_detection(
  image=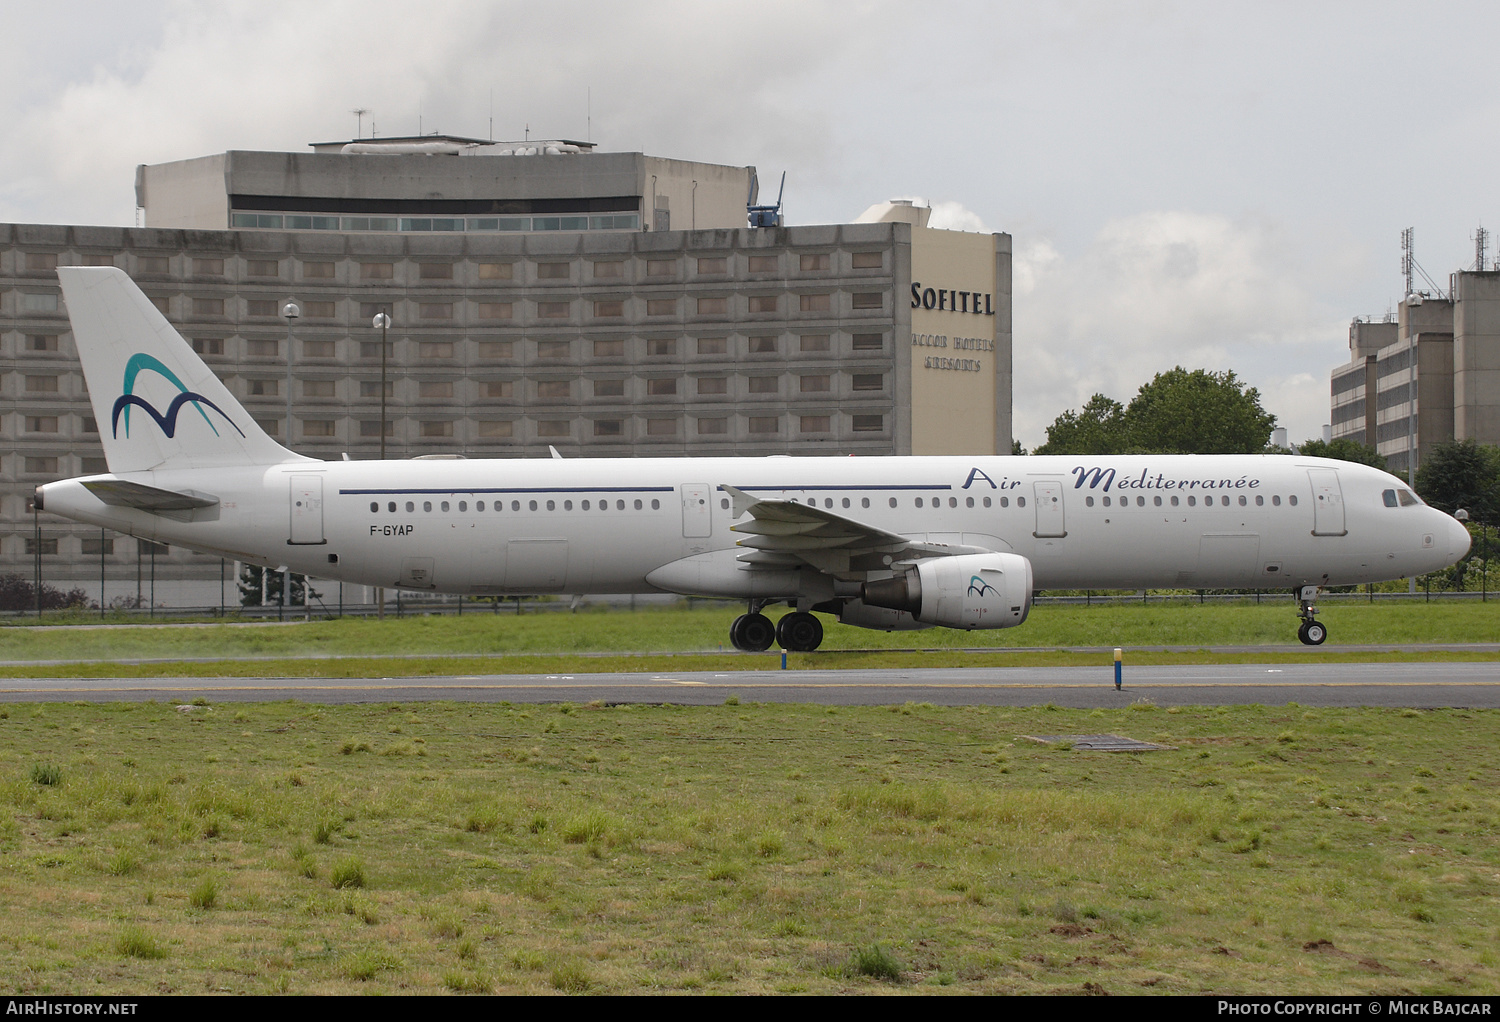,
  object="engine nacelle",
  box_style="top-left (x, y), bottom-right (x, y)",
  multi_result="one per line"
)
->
top-left (834, 598), bottom-right (932, 632)
top-left (861, 552), bottom-right (1033, 630)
